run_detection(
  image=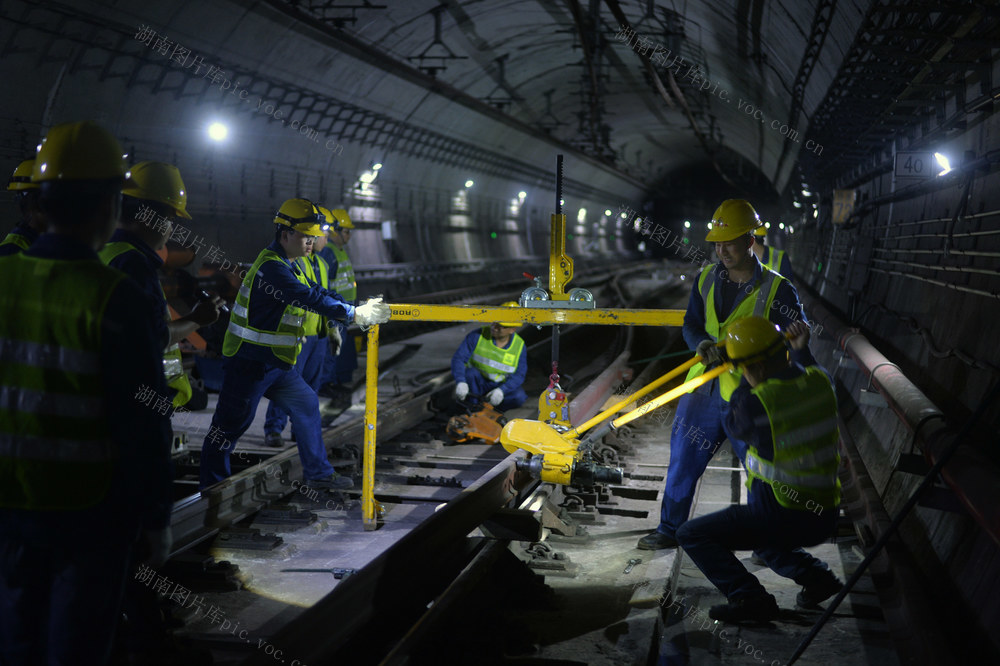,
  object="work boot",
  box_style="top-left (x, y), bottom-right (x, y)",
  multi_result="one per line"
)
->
top-left (307, 472), bottom-right (354, 490)
top-left (637, 531), bottom-right (678, 550)
top-left (264, 432), bottom-right (283, 448)
top-left (796, 573), bottom-right (843, 609)
top-left (709, 593), bottom-right (779, 623)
